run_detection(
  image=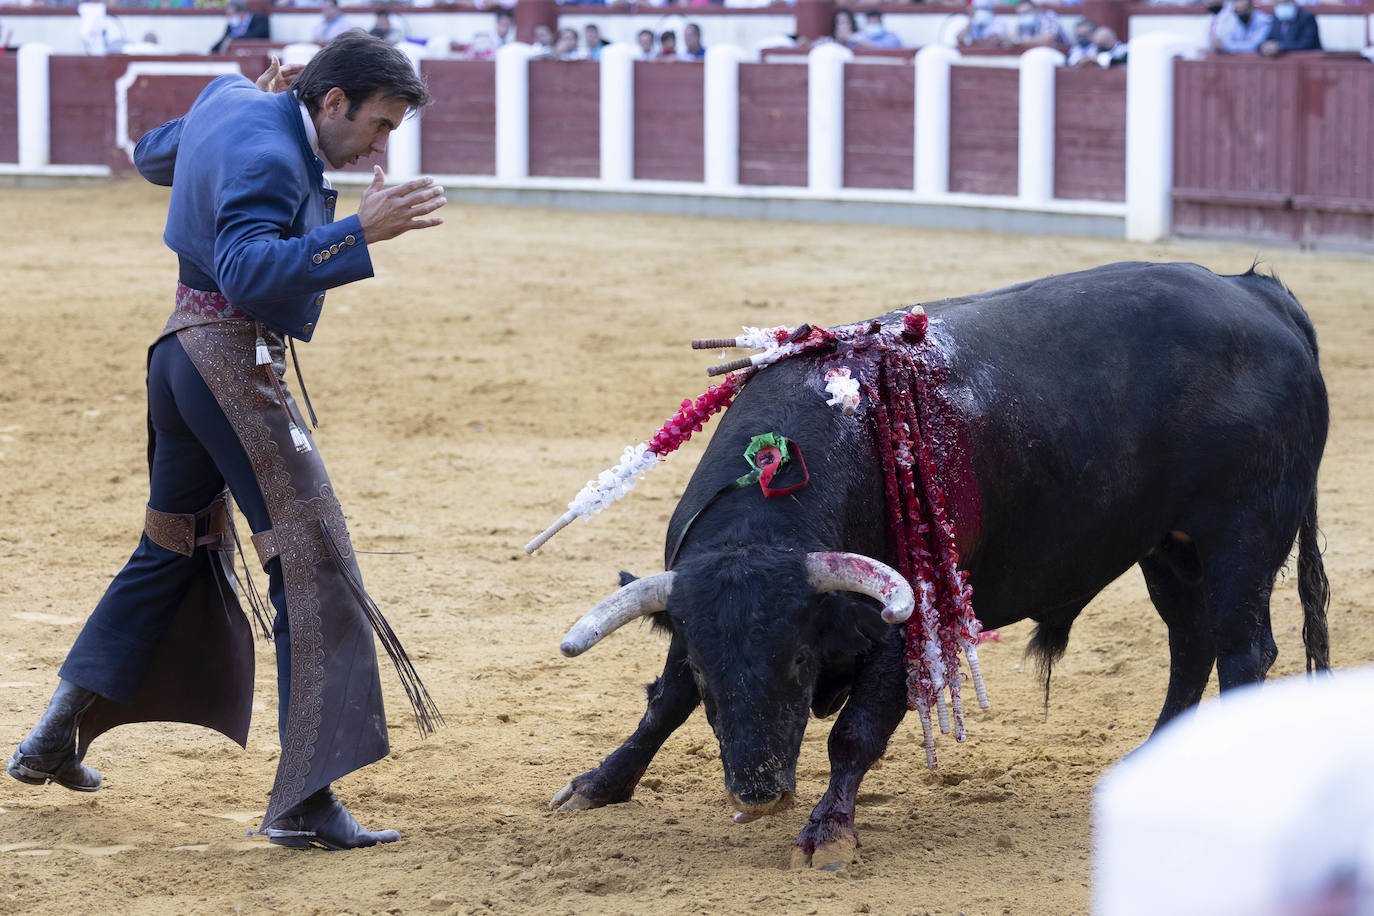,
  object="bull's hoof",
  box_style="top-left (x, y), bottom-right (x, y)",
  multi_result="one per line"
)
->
top-left (790, 835), bottom-right (858, 871)
top-left (549, 781), bottom-right (599, 811)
